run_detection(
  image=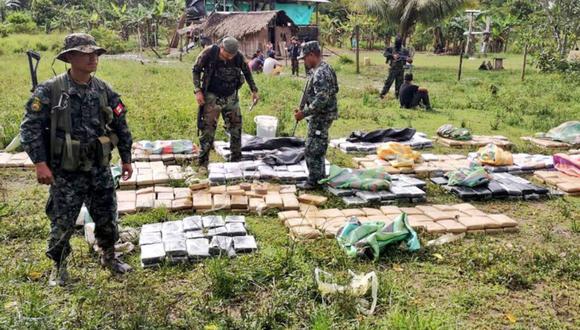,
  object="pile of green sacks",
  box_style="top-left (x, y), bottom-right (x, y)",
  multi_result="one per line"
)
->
top-left (336, 214), bottom-right (420, 260)
top-left (437, 124), bottom-right (472, 141)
